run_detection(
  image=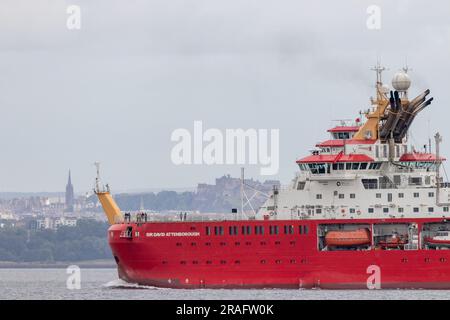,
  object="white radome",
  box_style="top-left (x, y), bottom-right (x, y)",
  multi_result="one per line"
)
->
top-left (392, 71), bottom-right (411, 91)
